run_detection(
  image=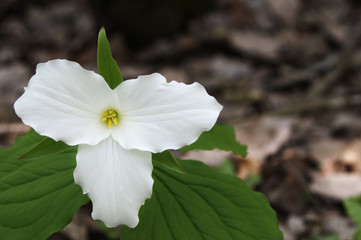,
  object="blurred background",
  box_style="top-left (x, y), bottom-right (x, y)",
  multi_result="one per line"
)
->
top-left (1, 0), bottom-right (361, 239)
